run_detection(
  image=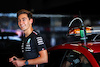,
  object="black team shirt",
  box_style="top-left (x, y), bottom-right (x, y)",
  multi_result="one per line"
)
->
top-left (22, 30), bottom-right (47, 67)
